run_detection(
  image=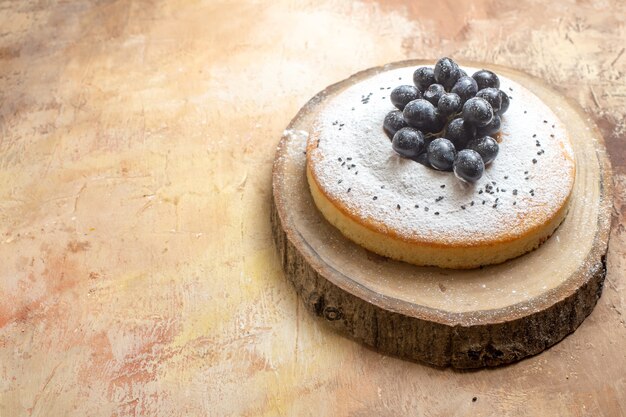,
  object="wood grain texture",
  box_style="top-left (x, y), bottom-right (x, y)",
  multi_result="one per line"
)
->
top-left (271, 60), bottom-right (613, 368)
top-left (0, 0), bottom-right (625, 416)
